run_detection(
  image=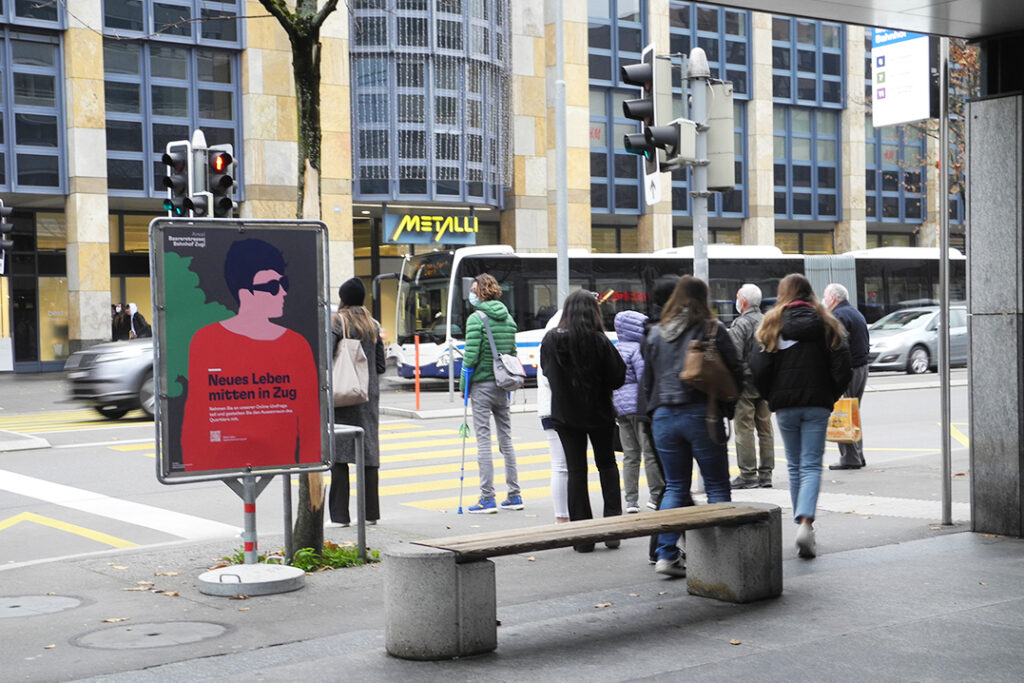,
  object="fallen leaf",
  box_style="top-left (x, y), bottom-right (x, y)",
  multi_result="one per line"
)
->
top-left (730, 639), bottom-right (742, 646)
top-left (658, 591), bottom-right (668, 595)
top-left (46, 592), bottom-right (55, 596)
top-left (954, 472), bottom-right (966, 477)
top-left (163, 591), bottom-right (180, 597)
top-left (843, 510), bottom-right (855, 514)
top-left (229, 595), bottom-right (249, 600)
top-left (594, 602), bottom-right (613, 608)
top-left (445, 526), bottom-right (452, 530)
top-left (524, 513), bottom-right (538, 518)
top-left (151, 589), bottom-right (164, 594)
top-left (136, 581), bottom-right (155, 586)
top-left (109, 565), bottom-right (128, 570)
top-left (208, 563), bottom-right (229, 570)
top-left (656, 606), bottom-right (663, 610)
top-left (628, 593), bottom-right (639, 597)
top-left (121, 587), bottom-right (150, 592)
top-left (980, 582), bottom-right (988, 586)
top-left (102, 617), bottom-right (129, 623)
top-left (470, 524), bottom-right (480, 528)
top-left (238, 607), bottom-right (250, 611)
top-left (930, 525), bottom-right (942, 530)
top-left (154, 572), bottom-right (179, 577)
top-left (527, 556), bottom-right (536, 562)
top-left (44, 644), bottom-right (55, 649)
